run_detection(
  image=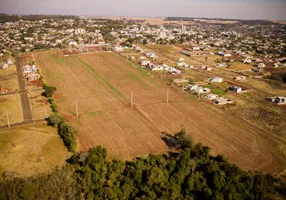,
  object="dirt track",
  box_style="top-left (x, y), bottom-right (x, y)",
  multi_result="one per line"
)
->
top-left (34, 51), bottom-right (286, 174)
